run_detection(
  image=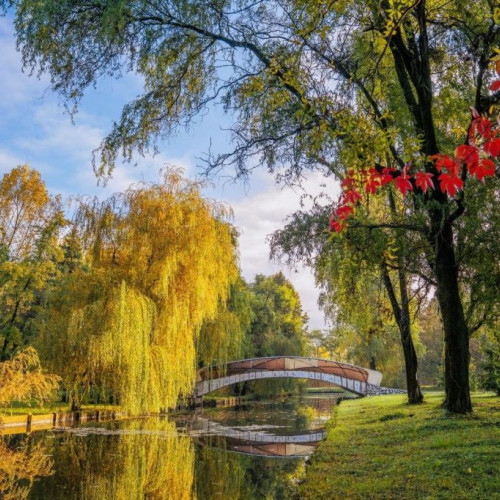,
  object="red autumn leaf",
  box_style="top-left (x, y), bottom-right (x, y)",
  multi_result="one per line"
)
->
top-left (496, 60), bottom-right (500, 77)
top-left (343, 189), bottom-right (362, 205)
top-left (337, 204), bottom-right (355, 219)
top-left (476, 117), bottom-right (493, 139)
top-left (395, 175), bottom-right (413, 195)
top-left (472, 158), bottom-right (496, 182)
top-left (329, 213), bottom-right (345, 232)
top-left (430, 154), bottom-right (456, 173)
top-left (341, 176), bottom-right (355, 189)
top-left (330, 220), bottom-right (344, 232)
top-left (468, 123), bottom-right (477, 146)
top-left (455, 144), bottom-right (479, 170)
top-left (415, 172), bottom-right (434, 192)
top-left (490, 80), bottom-right (500, 92)
top-left (438, 173), bottom-right (463, 197)
top-left (365, 168), bottom-right (381, 194)
top-left (365, 179), bottom-right (380, 194)
top-left (381, 167), bottom-right (396, 185)
top-left (483, 138), bottom-right (500, 158)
